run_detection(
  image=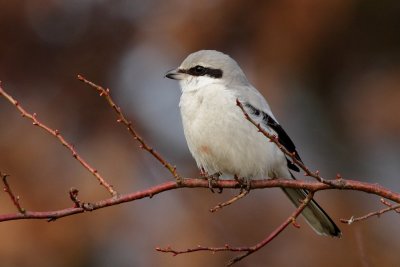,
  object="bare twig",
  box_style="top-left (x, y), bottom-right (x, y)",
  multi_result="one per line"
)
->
top-left (209, 190), bottom-right (249, 212)
top-left (0, 85), bottom-right (117, 196)
top-left (69, 188), bottom-right (81, 208)
top-left (380, 198), bottom-right (400, 212)
top-left (158, 192), bottom-right (314, 266)
top-left (236, 99), bottom-right (329, 184)
top-left (156, 244), bottom-right (251, 256)
top-left (340, 198), bottom-right (400, 224)
top-left (227, 191), bottom-right (314, 265)
top-left (1, 173), bottom-right (25, 213)
top-left (77, 75), bottom-right (181, 183)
